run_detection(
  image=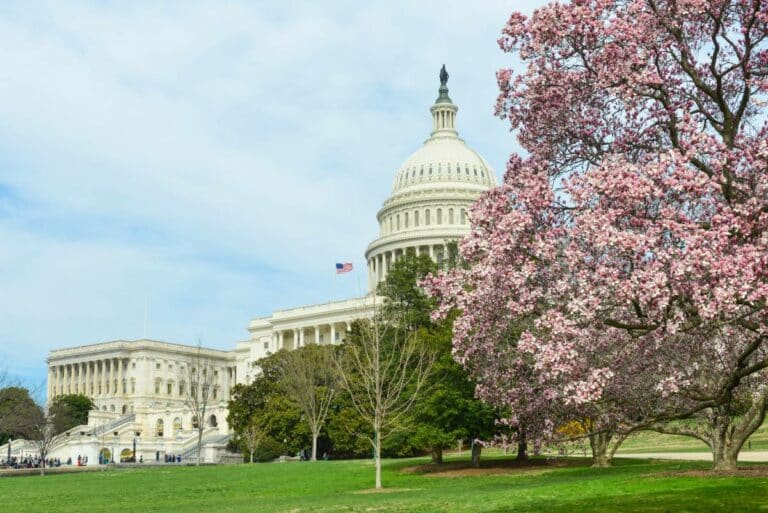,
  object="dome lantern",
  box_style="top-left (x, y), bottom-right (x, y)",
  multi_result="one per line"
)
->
top-left (430, 65), bottom-right (458, 137)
